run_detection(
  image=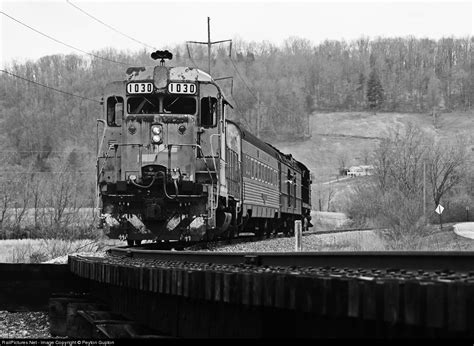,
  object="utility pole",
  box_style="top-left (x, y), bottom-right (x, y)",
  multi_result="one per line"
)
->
top-left (187, 17), bottom-right (232, 75)
top-left (207, 17), bottom-right (211, 74)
